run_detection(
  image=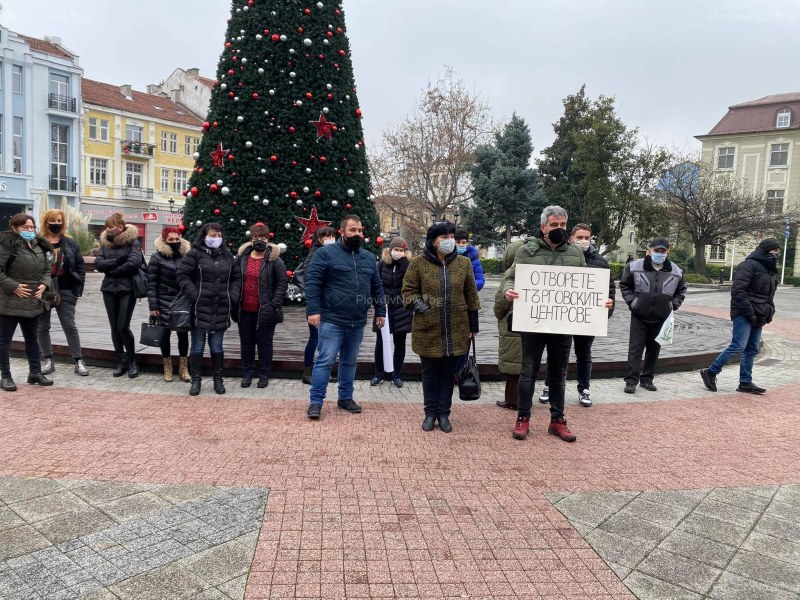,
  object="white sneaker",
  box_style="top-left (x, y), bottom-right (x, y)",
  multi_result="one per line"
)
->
top-left (579, 389), bottom-right (592, 407)
top-left (538, 386), bottom-right (550, 404)
top-left (74, 359), bottom-right (89, 376)
top-left (41, 358), bottom-right (55, 374)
